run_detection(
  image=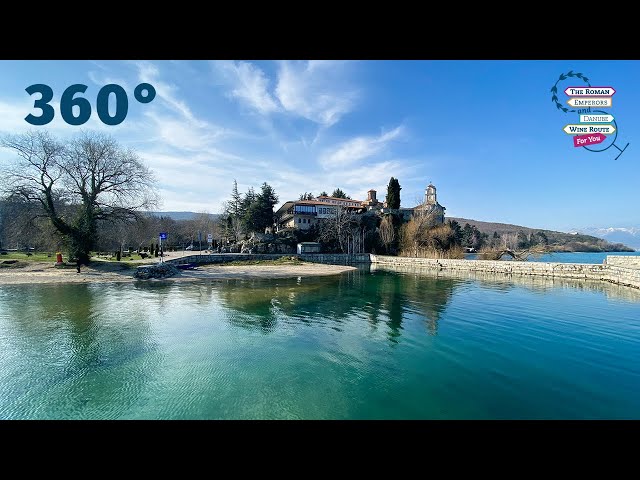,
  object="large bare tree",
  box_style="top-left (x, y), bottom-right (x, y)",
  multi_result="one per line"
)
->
top-left (379, 214), bottom-right (396, 254)
top-left (318, 206), bottom-right (355, 253)
top-left (0, 130), bottom-right (159, 263)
